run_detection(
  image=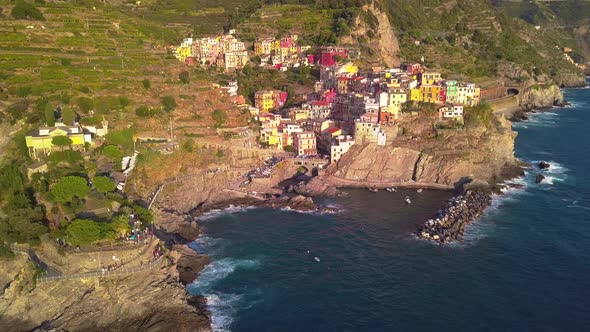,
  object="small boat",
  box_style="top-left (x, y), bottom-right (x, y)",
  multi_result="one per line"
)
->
top-left (404, 196), bottom-right (412, 204)
top-left (314, 257), bottom-right (320, 262)
top-left (417, 189), bottom-right (423, 193)
top-left (368, 188), bottom-right (378, 193)
top-left (386, 187), bottom-right (396, 192)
